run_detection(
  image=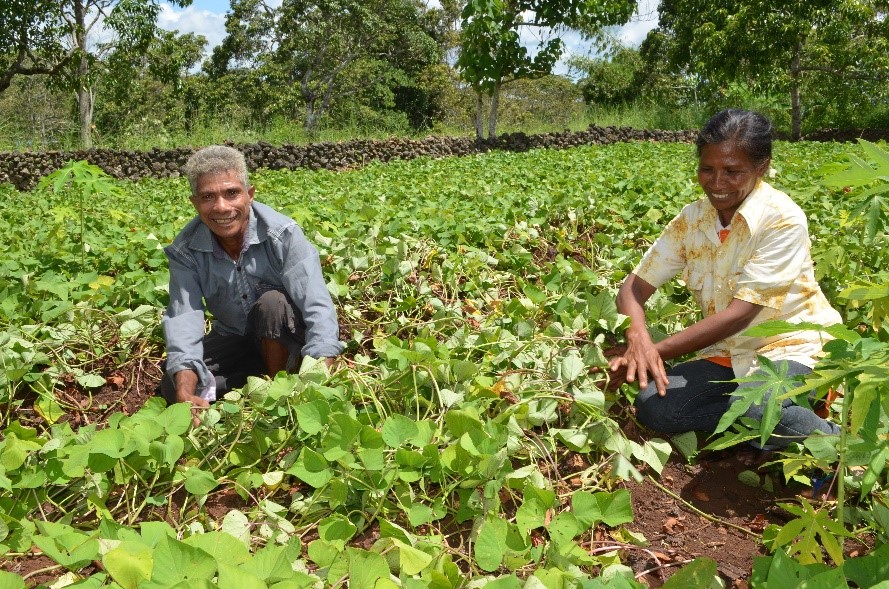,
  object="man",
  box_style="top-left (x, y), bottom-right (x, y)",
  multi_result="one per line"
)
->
top-left (159, 145), bottom-right (343, 420)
